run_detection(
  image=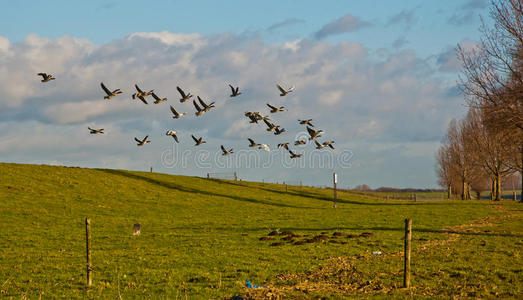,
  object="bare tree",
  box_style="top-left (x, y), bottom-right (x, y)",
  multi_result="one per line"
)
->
top-left (436, 144), bottom-right (456, 199)
top-left (463, 108), bottom-right (514, 200)
top-left (440, 119), bottom-right (474, 200)
top-left (458, 0), bottom-right (523, 199)
top-left (458, 0), bottom-right (523, 133)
